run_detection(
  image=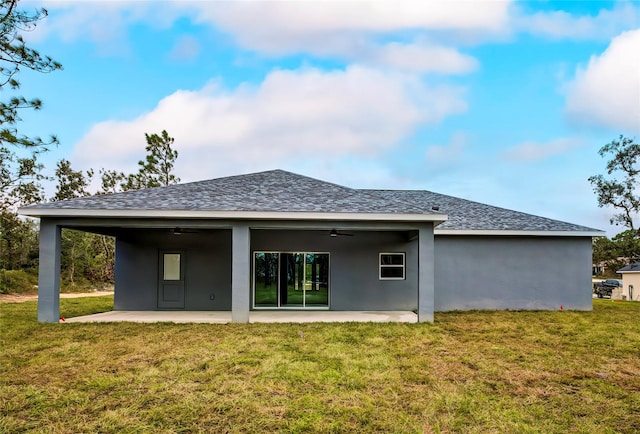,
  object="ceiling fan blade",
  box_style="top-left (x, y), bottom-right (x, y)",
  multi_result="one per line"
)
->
top-left (329, 229), bottom-right (353, 237)
top-left (173, 227), bottom-right (199, 235)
